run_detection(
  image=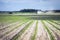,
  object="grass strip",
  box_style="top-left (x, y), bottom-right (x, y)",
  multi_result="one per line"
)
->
top-left (11, 20), bottom-right (33, 40)
top-left (0, 15), bottom-right (30, 22)
top-left (41, 20), bottom-right (55, 40)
